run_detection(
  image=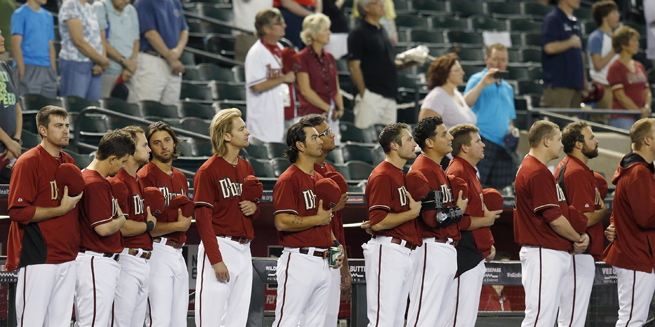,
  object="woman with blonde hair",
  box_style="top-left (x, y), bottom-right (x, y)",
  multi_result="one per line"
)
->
top-left (296, 13), bottom-right (345, 143)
